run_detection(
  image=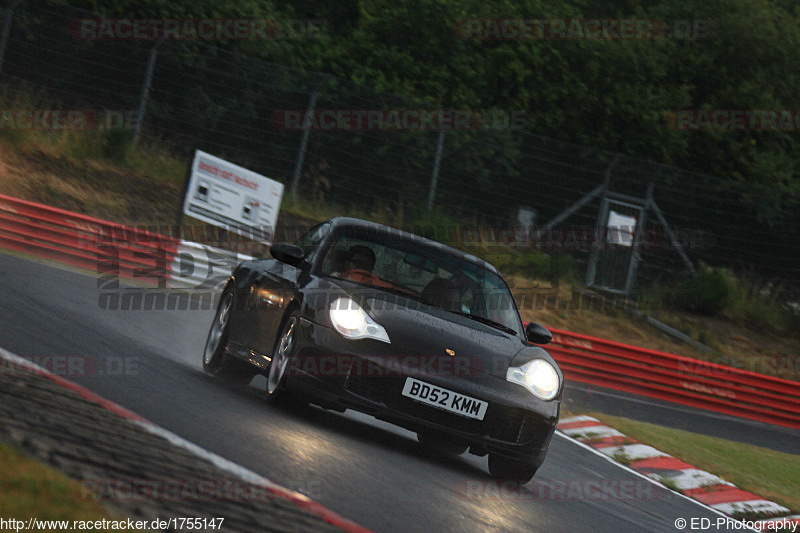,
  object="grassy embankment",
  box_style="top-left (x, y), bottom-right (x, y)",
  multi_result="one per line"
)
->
top-left (0, 444), bottom-right (148, 530)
